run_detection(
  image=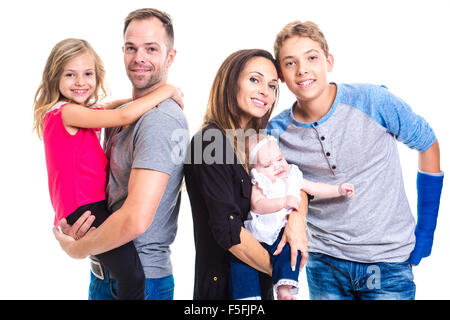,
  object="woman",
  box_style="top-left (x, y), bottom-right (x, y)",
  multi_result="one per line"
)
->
top-left (184, 49), bottom-right (309, 300)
